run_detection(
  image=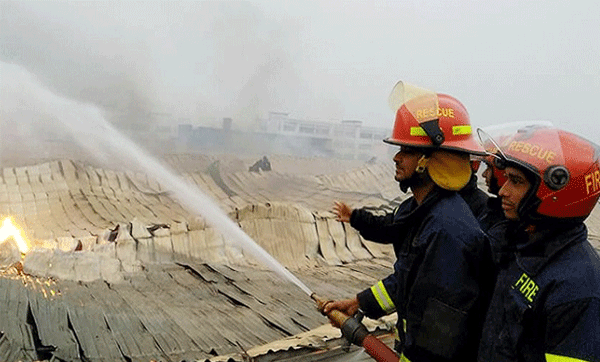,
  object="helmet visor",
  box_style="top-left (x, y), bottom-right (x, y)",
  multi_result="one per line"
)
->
top-left (388, 81), bottom-right (439, 122)
top-left (477, 122), bottom-right (568, 191)
top-left (388, 81), bottom-right (447, 145)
